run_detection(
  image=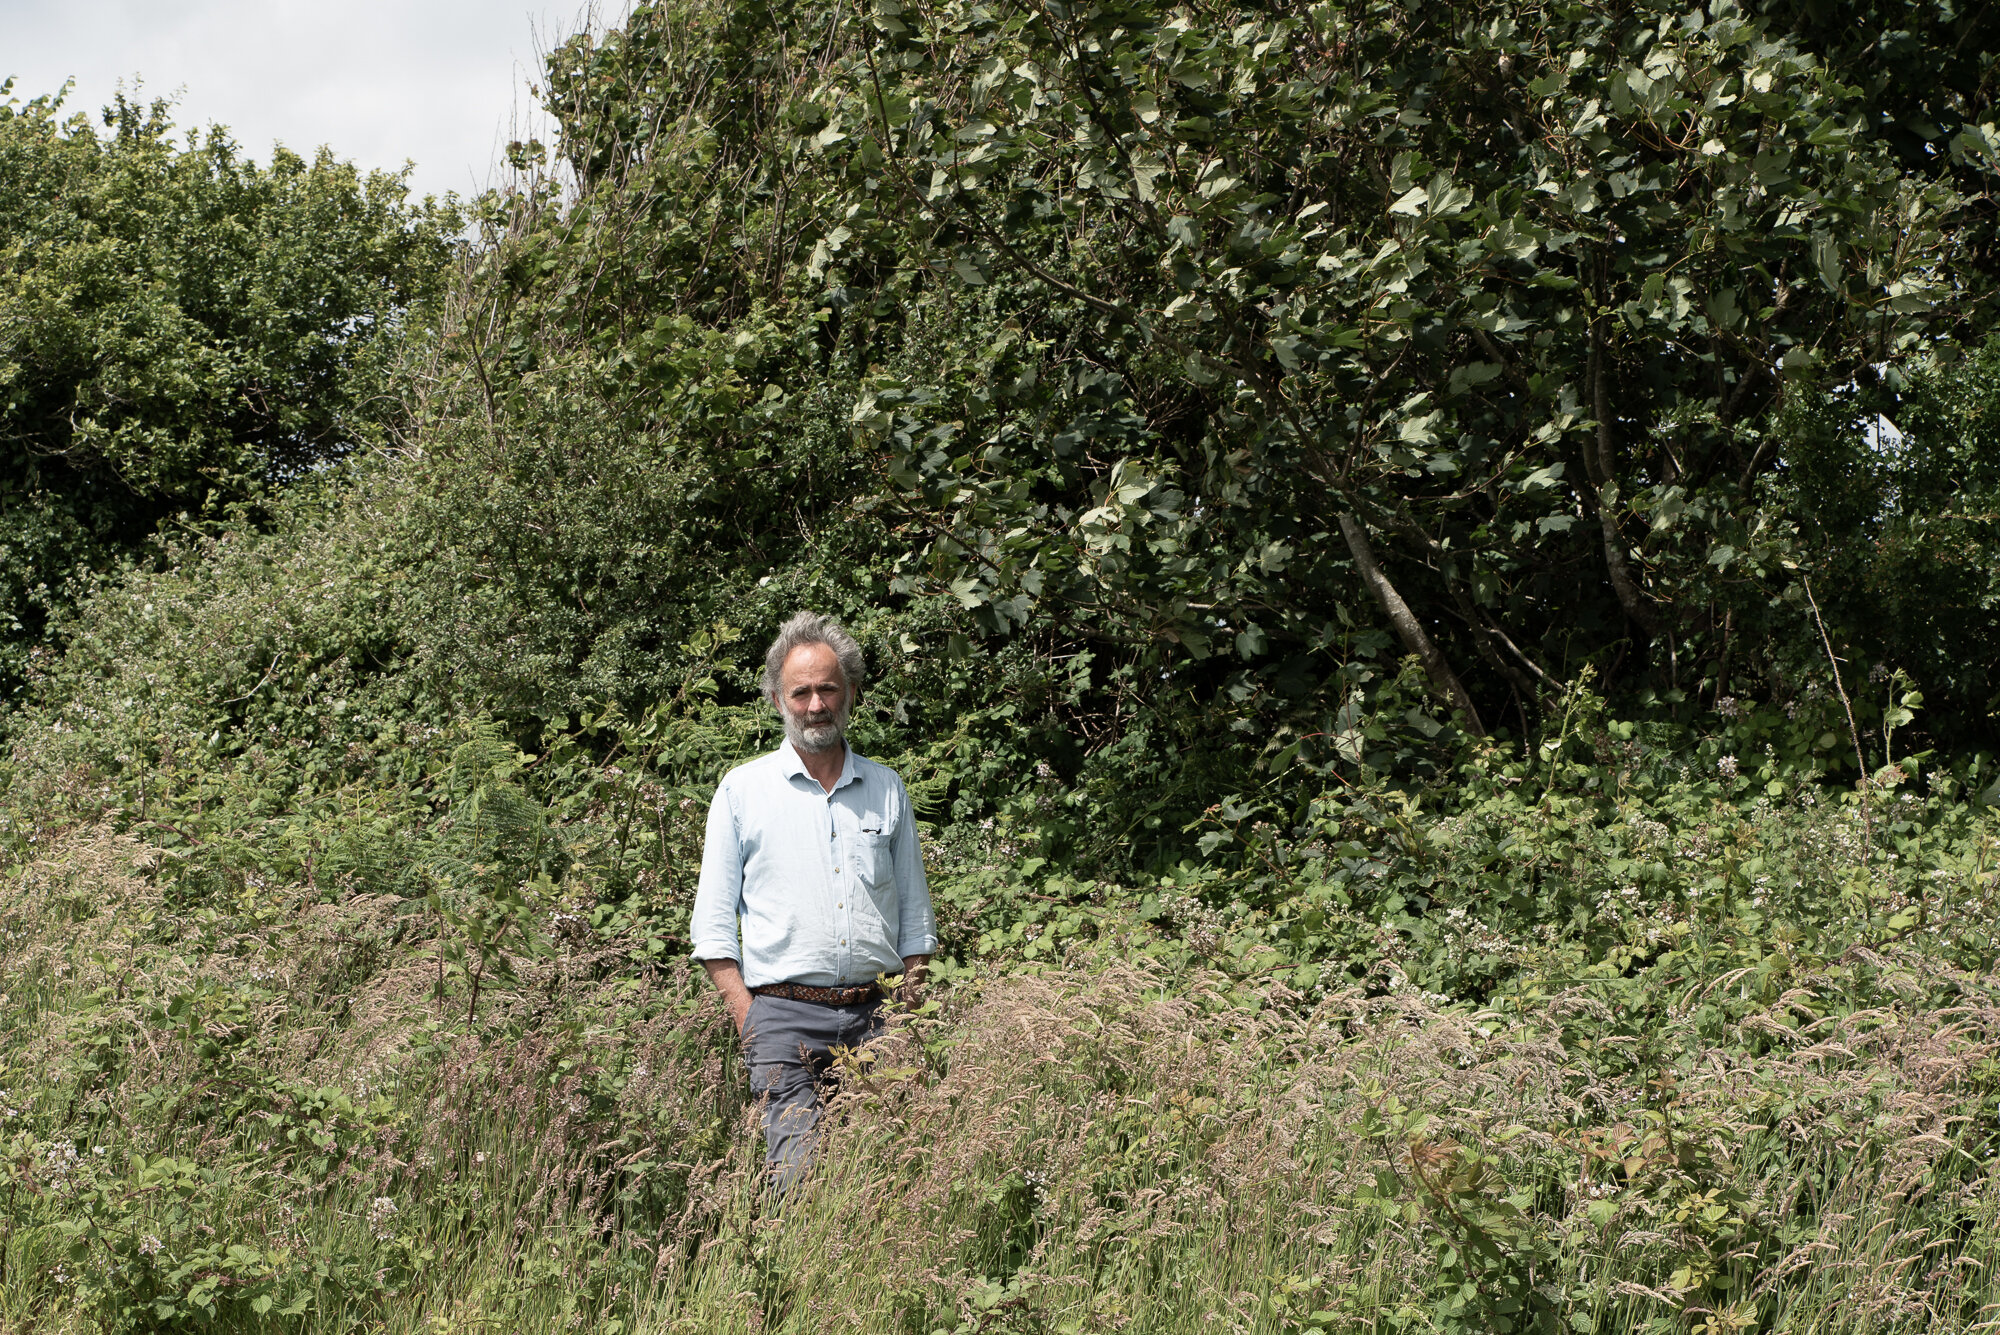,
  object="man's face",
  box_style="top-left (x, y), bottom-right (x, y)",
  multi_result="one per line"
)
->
top-left (778, 642), bottom-right (852, 754)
